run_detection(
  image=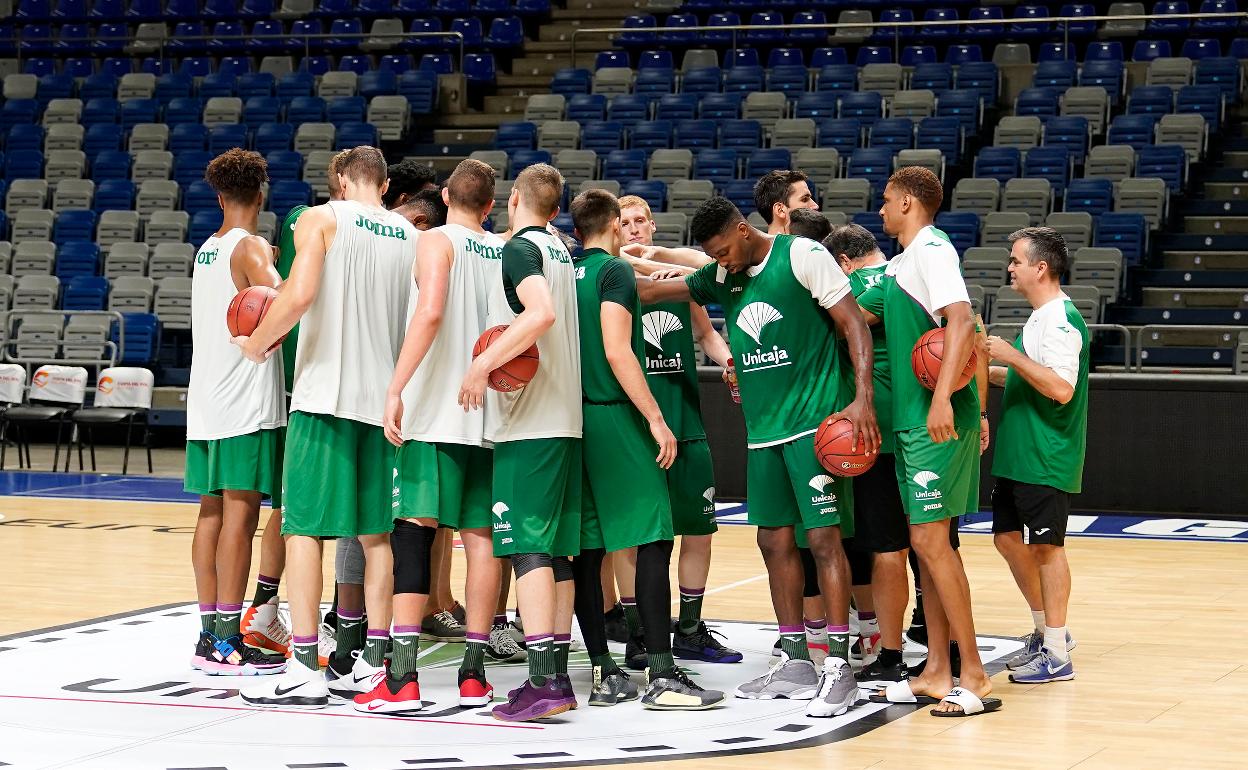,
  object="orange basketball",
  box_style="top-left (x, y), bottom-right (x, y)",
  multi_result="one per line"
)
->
top-left (911, 327), bottom-right (977, 392)
top-left (472, 324), bottom-right (540, 392)
top-left (814, 417), bottom-right (876, 477)
top-left (226, 285), bottom-right (279, 337)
